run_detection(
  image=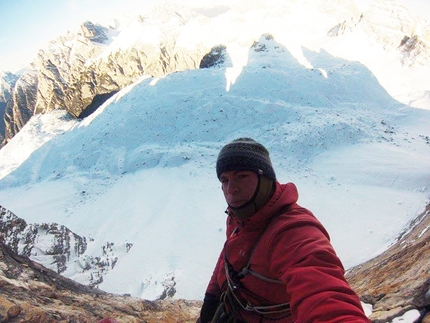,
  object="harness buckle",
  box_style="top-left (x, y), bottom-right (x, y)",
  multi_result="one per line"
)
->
top-left (238, 267), bottom-right (249, 278)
